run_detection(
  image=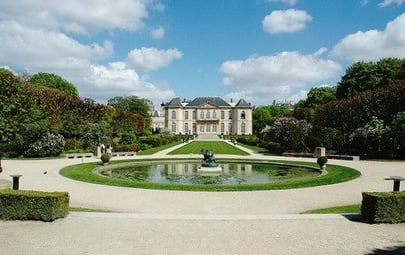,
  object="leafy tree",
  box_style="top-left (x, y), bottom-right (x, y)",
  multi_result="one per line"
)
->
top-left (336, 58), bottom-right (405, 99)
top-left (252, 105), bottom-right (290, 134)
top-left (390, 111), bottom-right (405, 158)
top-left (29, 72), bottom-right (79, 96)
top-left (266, 117), bottom-right (312, 152)
top-left (108, 96), bottom-right (151, 133)
top-left (297, 86), bottom-right (337, 108)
